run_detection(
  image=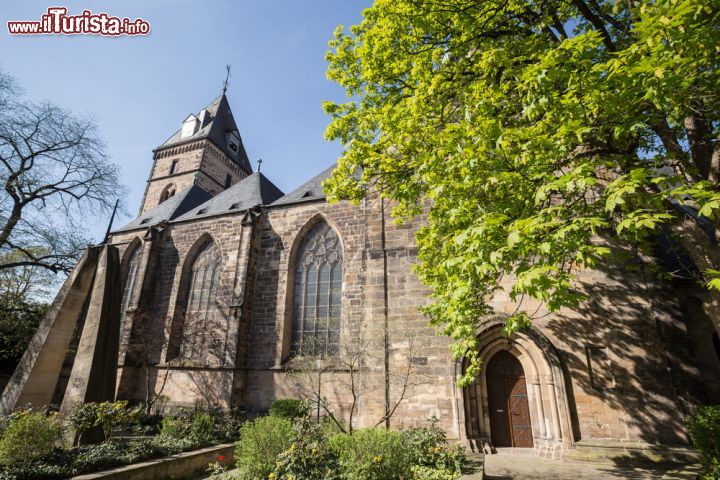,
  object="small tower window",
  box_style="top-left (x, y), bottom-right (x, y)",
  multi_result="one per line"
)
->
top-left (226, 131), bottom-right (241, 154)
top-left (169, 159), bottom-right (178, 175)
top-left (160, 184), bottom-right (176, 204)
top-left (224, 174), bottom-right (232, 189)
